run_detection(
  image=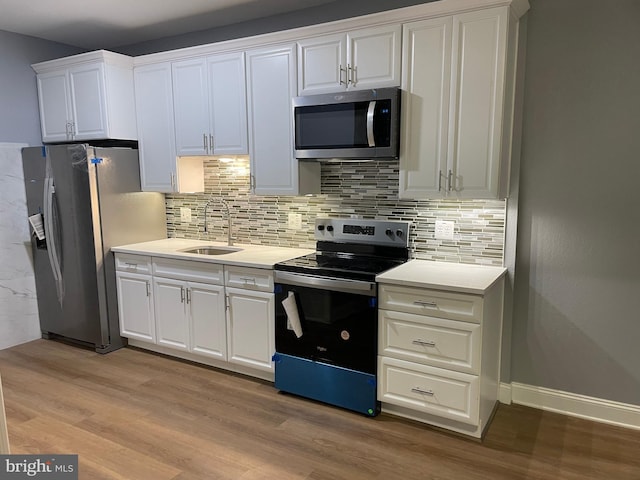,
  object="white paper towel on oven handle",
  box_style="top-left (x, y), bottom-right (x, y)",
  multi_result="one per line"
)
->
top-left (282, 291), bottom-right (303, 338)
